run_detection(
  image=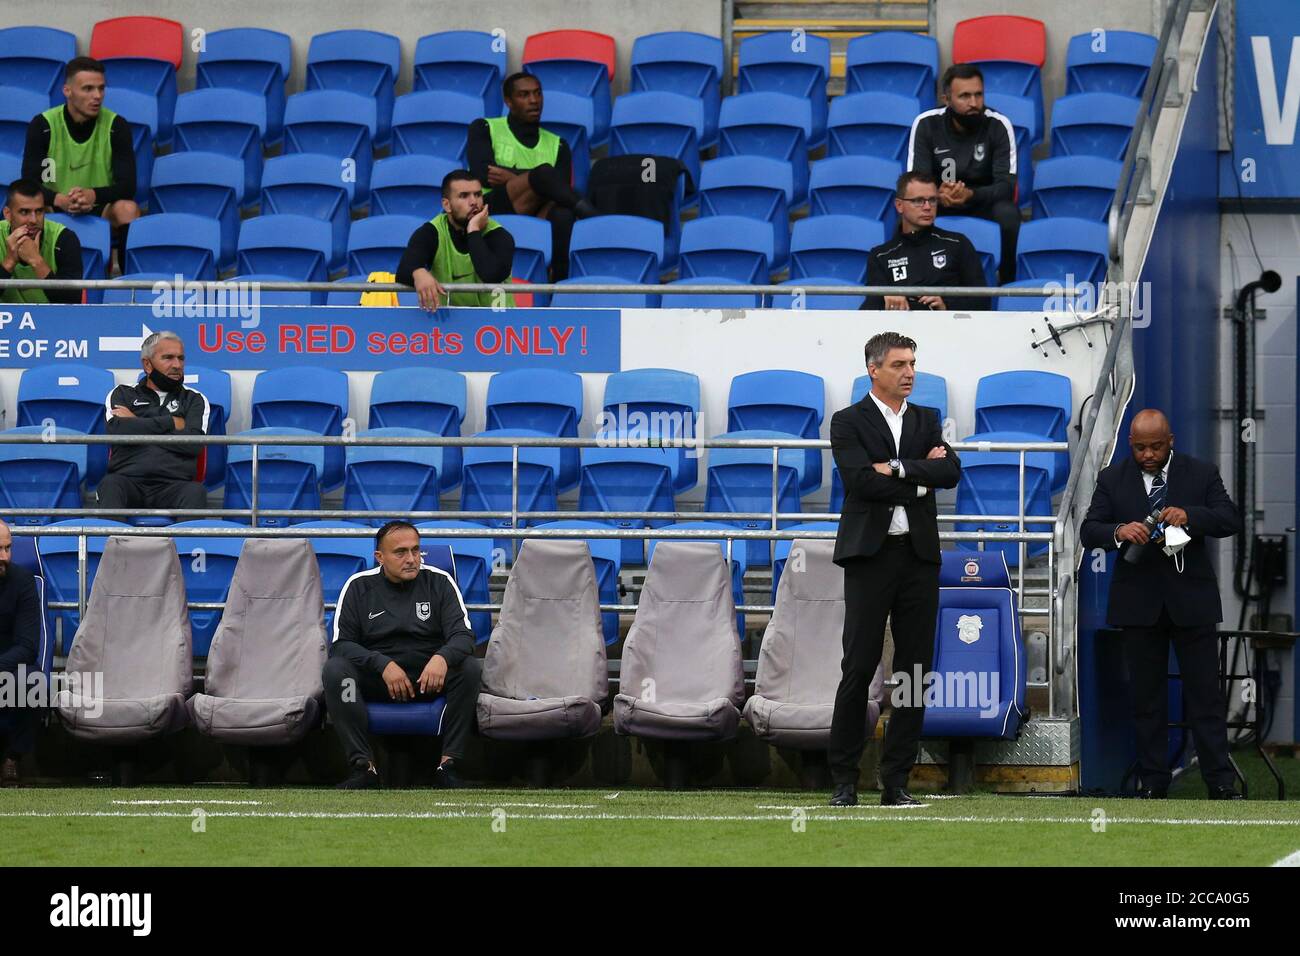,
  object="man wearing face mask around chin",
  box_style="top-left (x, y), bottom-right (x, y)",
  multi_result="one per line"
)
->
top-left (97, 331), bottom-right (211, 515)
top-left (1080, 409), bottom-right (1244, 800)
top-left (906, 64), bottom-right (1019, 285)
